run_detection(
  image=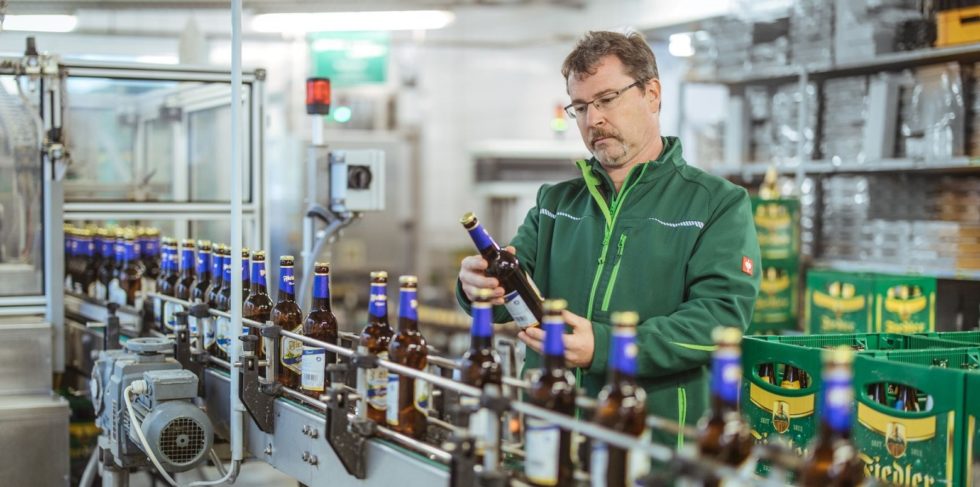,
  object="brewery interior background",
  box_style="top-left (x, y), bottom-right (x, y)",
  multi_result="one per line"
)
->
top-left (3, 0), bottom-right (980, 485)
